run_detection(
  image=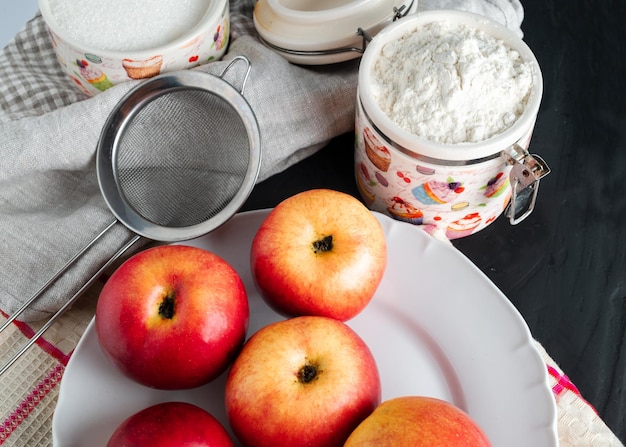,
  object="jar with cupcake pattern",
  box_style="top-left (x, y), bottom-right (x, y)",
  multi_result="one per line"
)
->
top-left (354, 11), bottom-right (551, 240)
top-left (355, 96), bottom-right (549, 240)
